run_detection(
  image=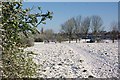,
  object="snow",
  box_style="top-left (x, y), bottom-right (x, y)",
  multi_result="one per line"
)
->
top-left (25, 40), bottom-right (119, 78)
